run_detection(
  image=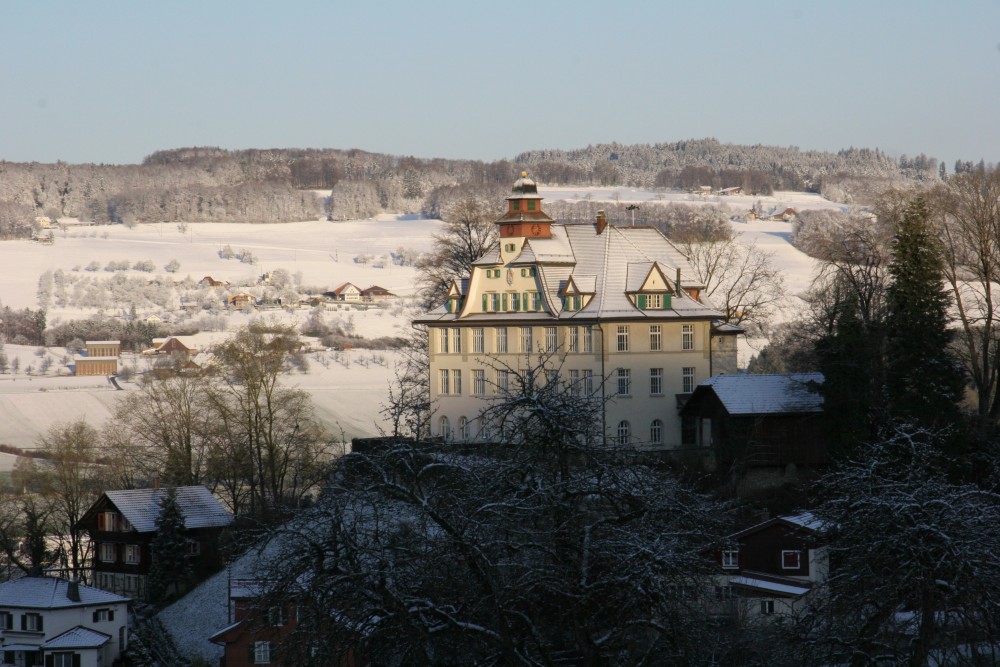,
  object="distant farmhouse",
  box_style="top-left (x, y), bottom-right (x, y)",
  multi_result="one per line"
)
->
top-left (360, 285), bottom-right (396, 302)
top-left (74, 341), bottom-right (120, 376)
top-left (325, 282), bottom-right (362, 303)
